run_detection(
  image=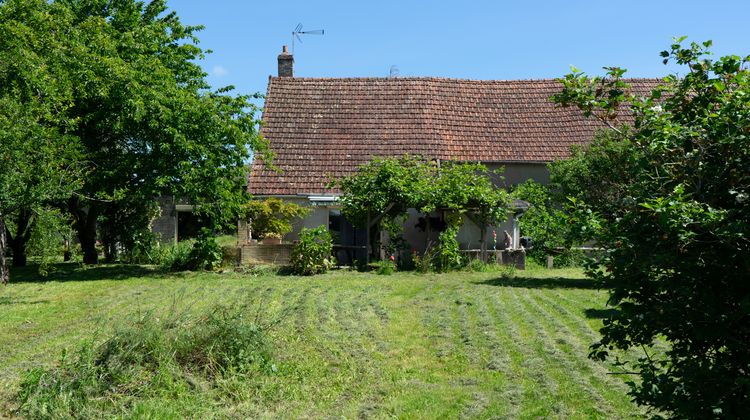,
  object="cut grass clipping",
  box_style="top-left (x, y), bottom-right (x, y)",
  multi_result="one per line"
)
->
top-left (16, 303), bottom-right (275, 418)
